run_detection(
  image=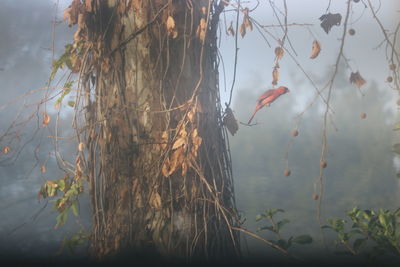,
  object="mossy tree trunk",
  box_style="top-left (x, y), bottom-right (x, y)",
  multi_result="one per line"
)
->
top-left (69, 0), bottom-right (239, 261)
